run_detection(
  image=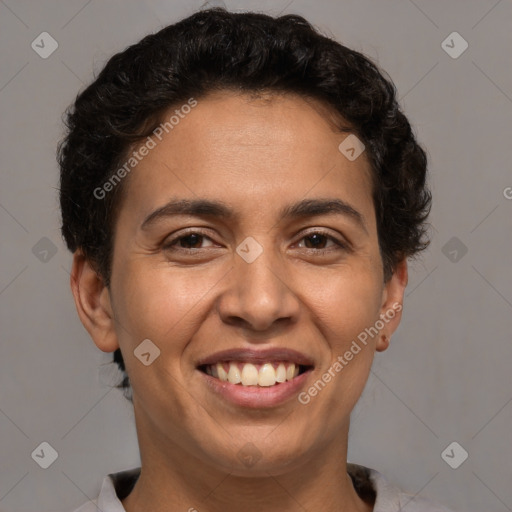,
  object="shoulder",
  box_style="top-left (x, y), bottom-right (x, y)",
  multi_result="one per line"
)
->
top-left (347, 463), bottom-right (457, 512)
top-left (71, 500), bottom-right (101, 512)
top-left (70, 467), bottom-right (141, 512)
